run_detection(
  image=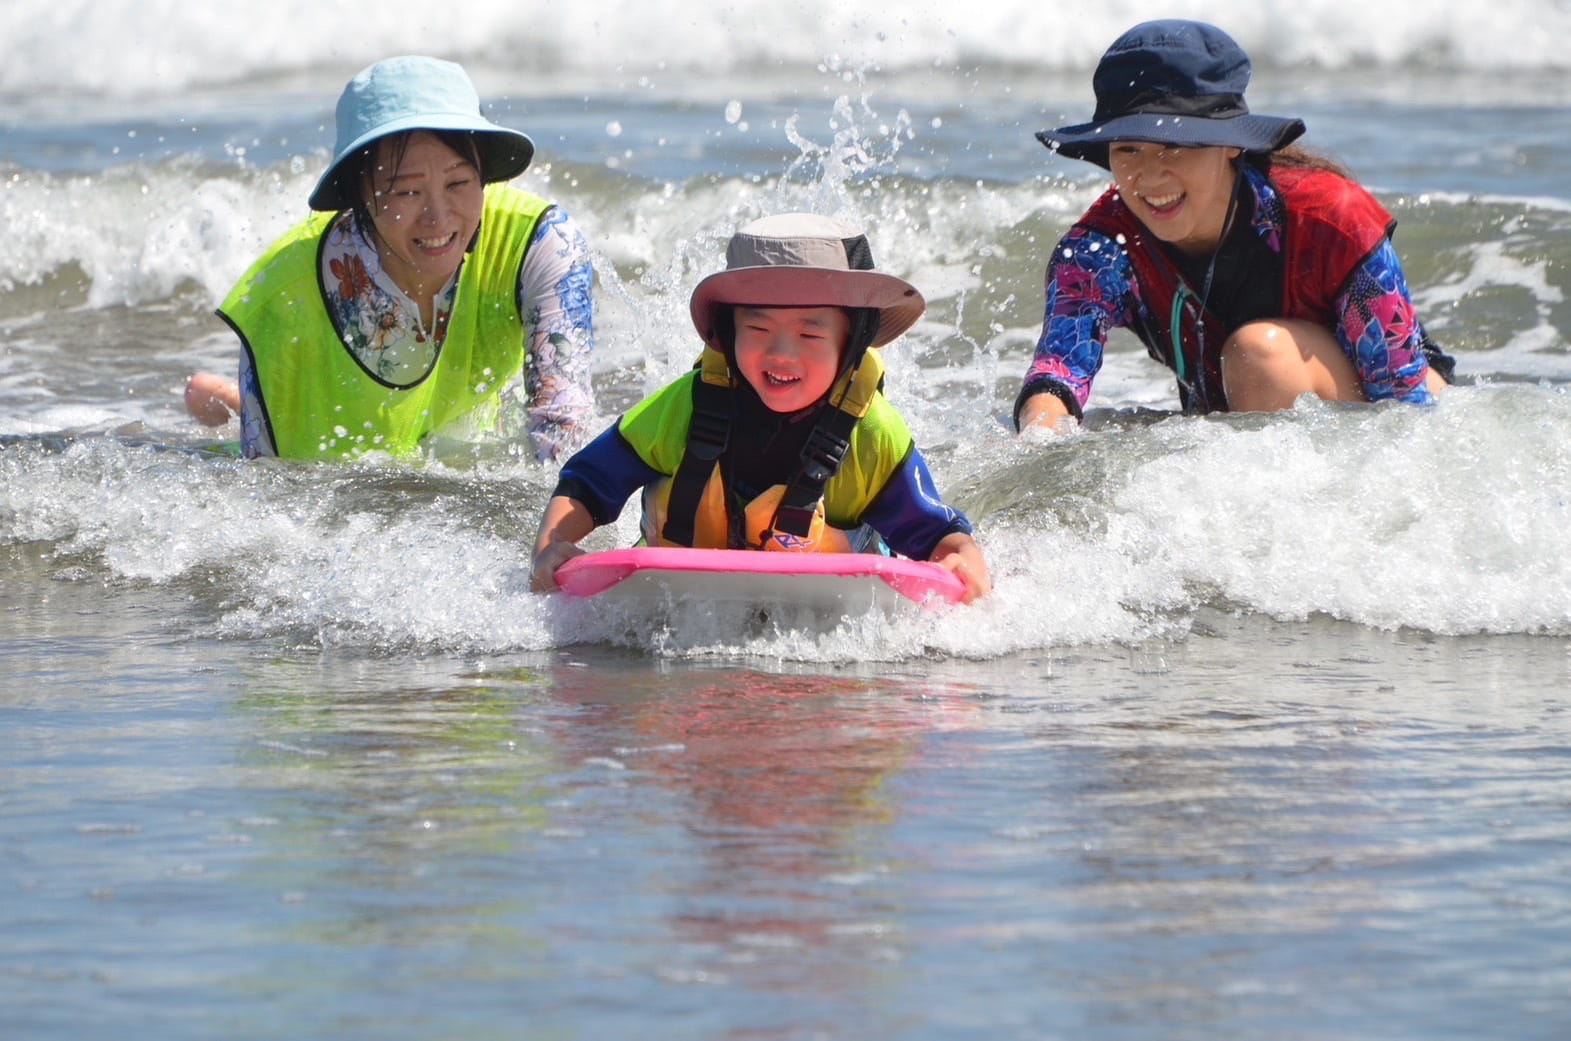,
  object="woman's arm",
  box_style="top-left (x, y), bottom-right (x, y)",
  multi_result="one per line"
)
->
top-left (517, 207), bottom-right (597, 462)
top-left (1333, 238), bottom-right (1439, 404)
top-left (1015, 226), bottom-right (1132, 432)
top-left (1017, 391), bottom-right (1072, 431)
top-left (235, 350), bottom-right (277, 459)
